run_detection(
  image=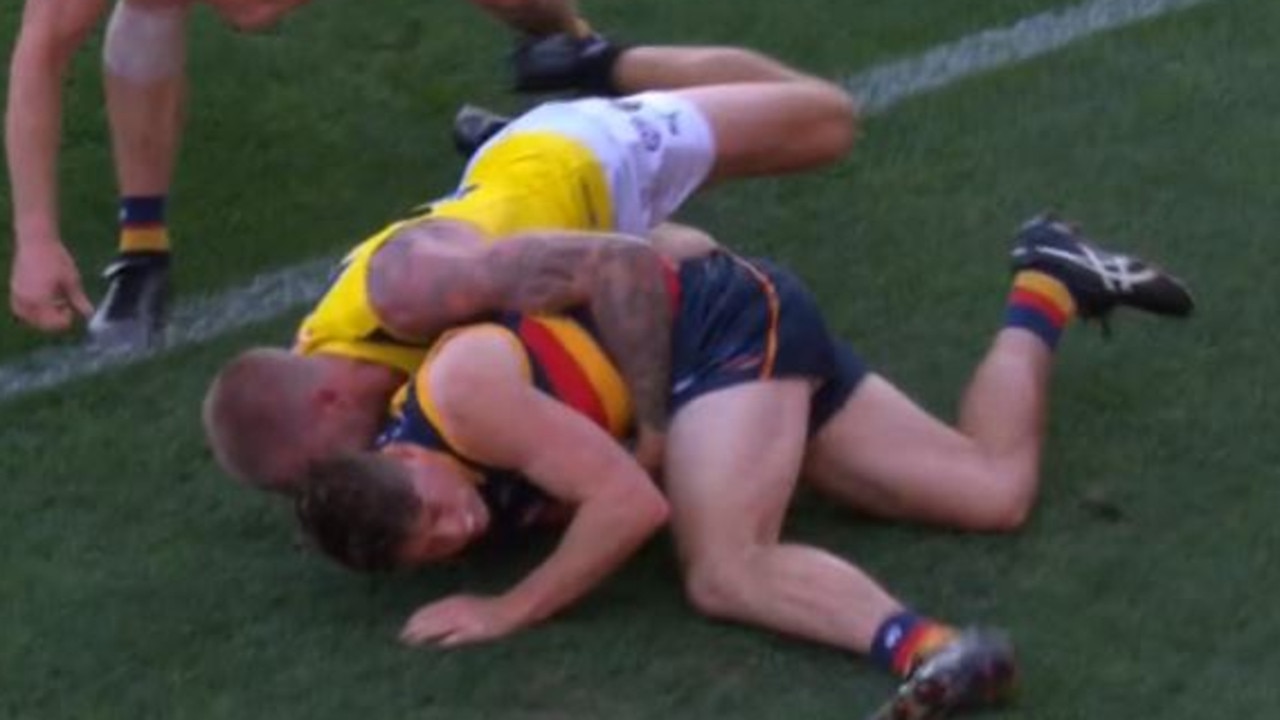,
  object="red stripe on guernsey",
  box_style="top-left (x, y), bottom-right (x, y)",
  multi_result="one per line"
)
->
top-left (660, 257), bottom-right (681, 315)
top-left (121, 220), bottom-right (165, 229)
top-left (1009, 287), bottom-right (1068, 328)
top-left (517, 318), bottom-right (610, 429)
